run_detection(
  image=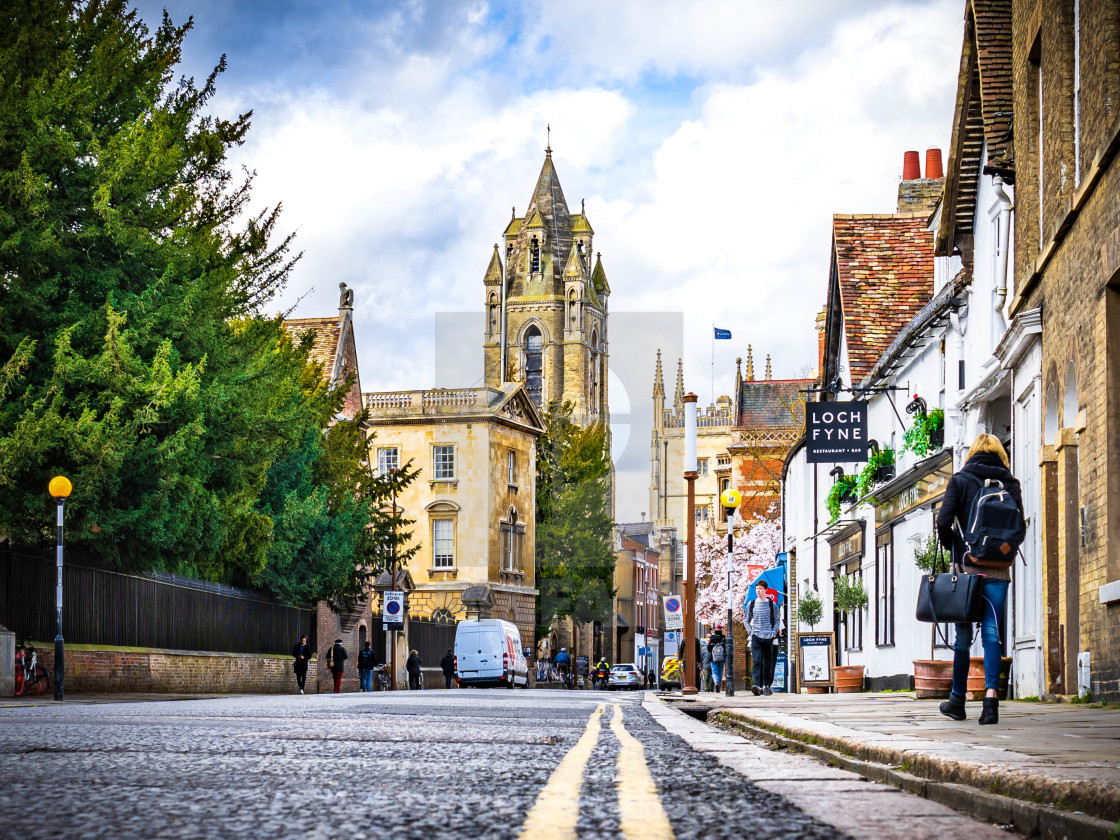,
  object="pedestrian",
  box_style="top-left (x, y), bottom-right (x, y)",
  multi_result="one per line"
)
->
top-left (707, 625), bottom-right (727, 692)
top-left (936, 433), bottom-right (1024, 726)
top-left (440, 648), bottom-right (456, 689)
top-left (748, 581), bottom-right (780, 695)
top-left (700, 635), bottom-right (713, 692)
top-left (357, 641), bottom-right (377, 692)
top-left (406, 649), bottom-right (423, 690)
top-left (327, 638), bottom-right (348, 694)
top-left (291, 635), bottom-right (312, 694)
